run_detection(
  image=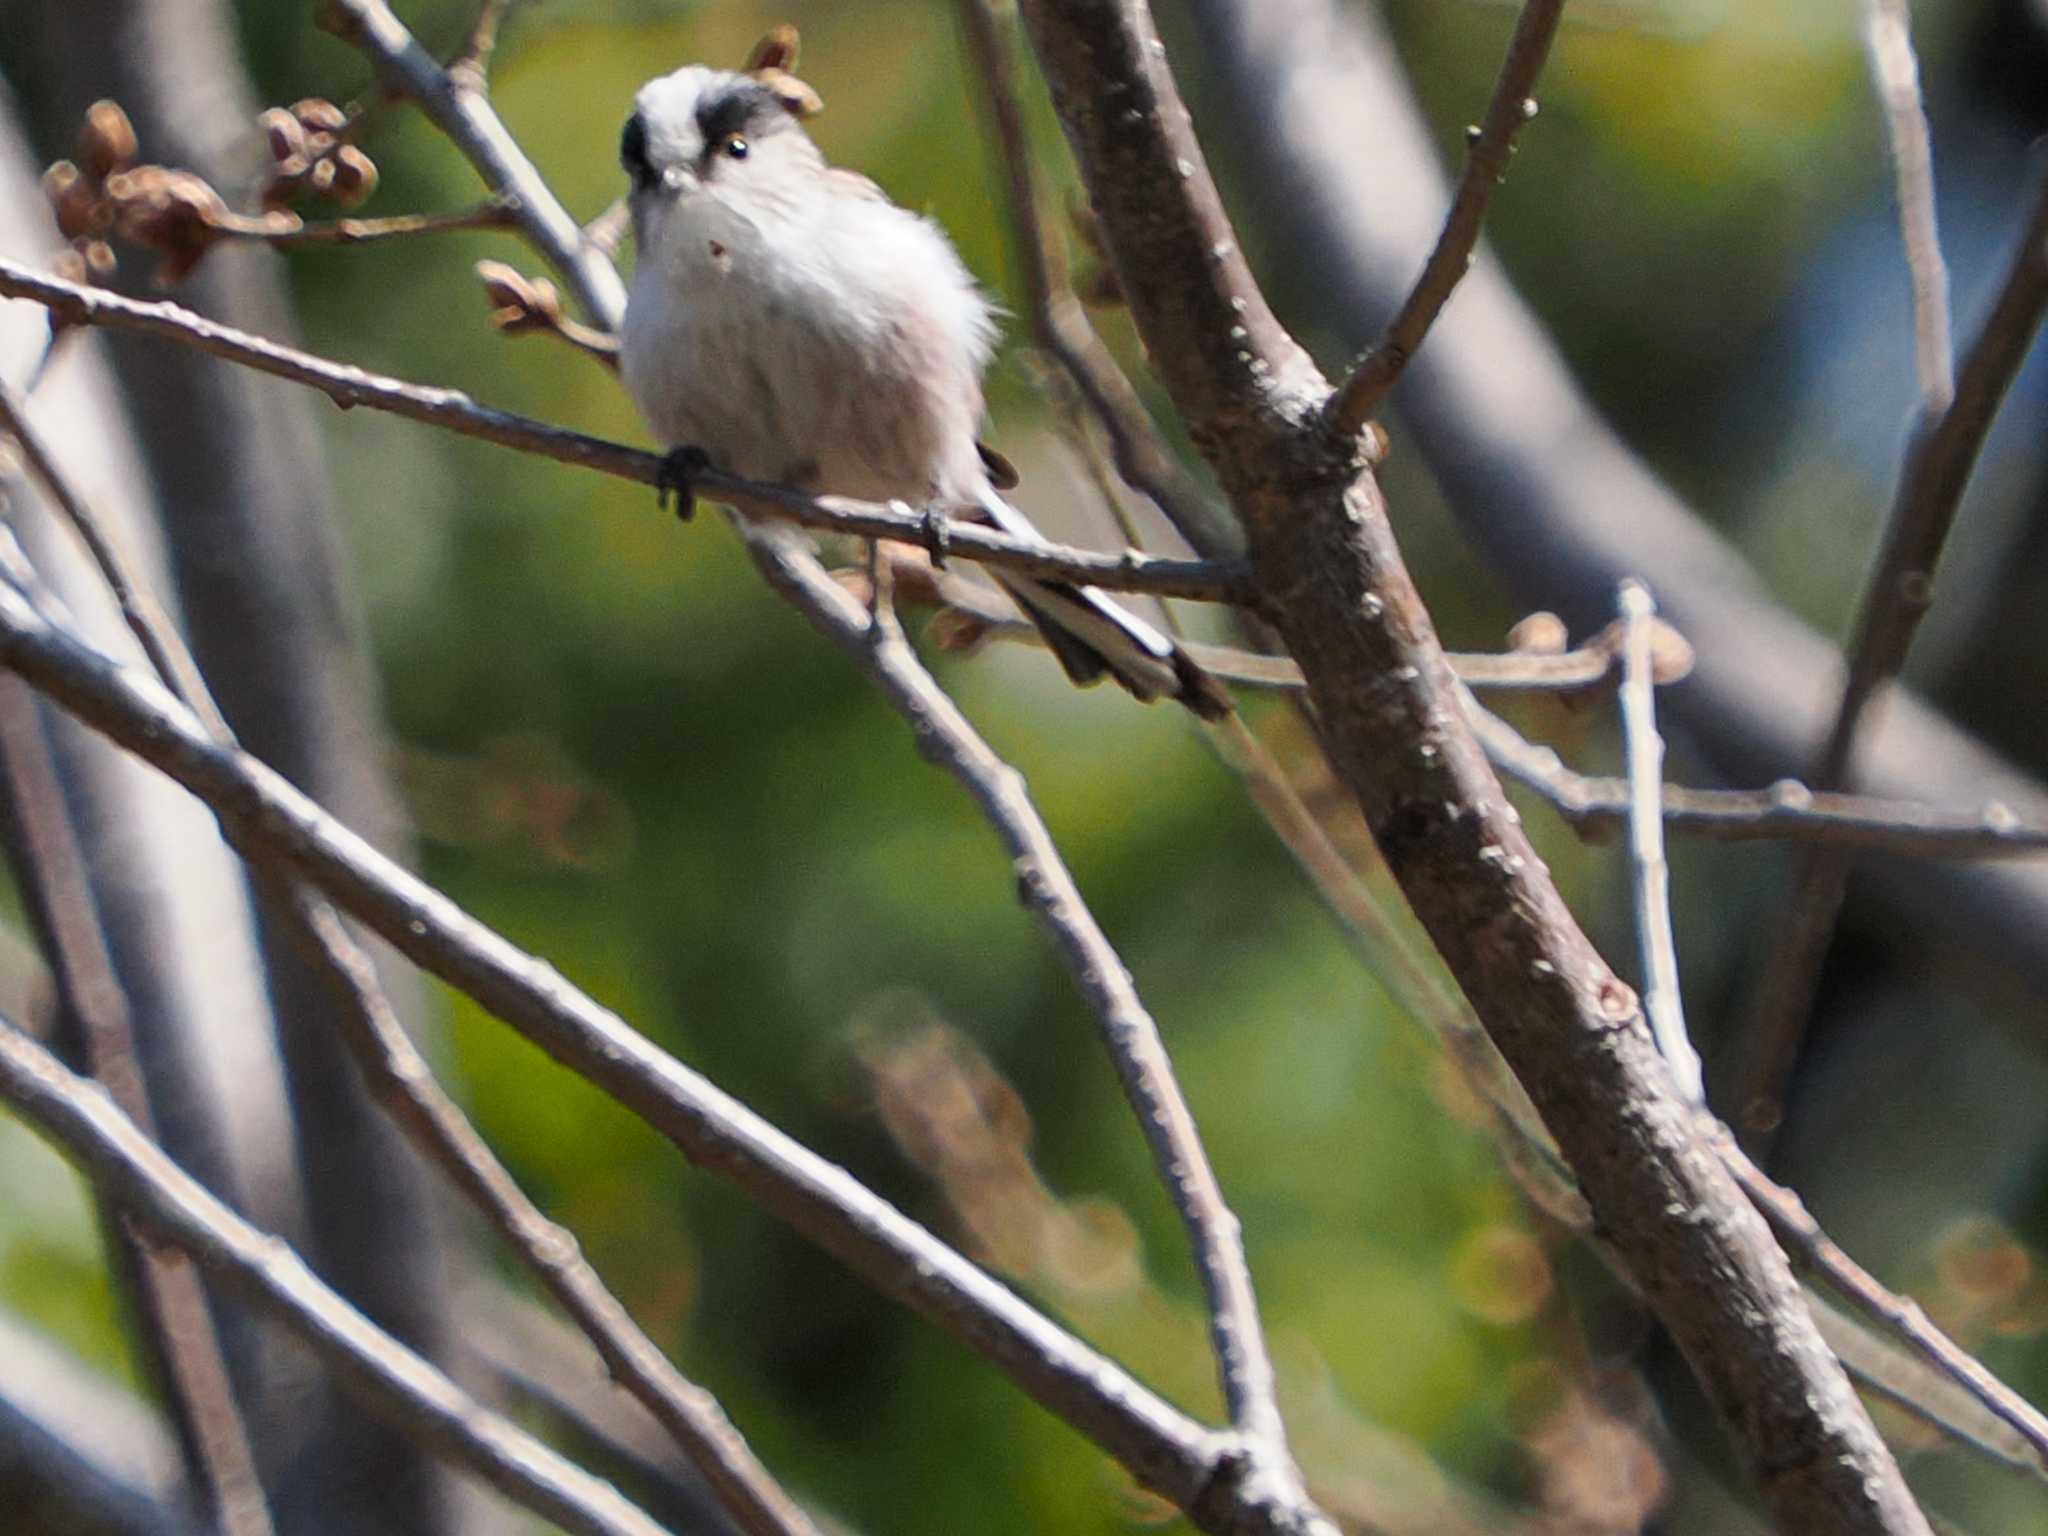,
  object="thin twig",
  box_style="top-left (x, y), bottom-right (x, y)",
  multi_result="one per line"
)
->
top-left (1861, 0), bottom-right (1954, 410)
top-left (1180, 619), bottom-right (1688, 695)
top-left (319, 0), bottom-right (624, 326)
top-left (260, 197), bottom-right (521, 248)
top-left (733, 516), bottom-right (1305, 1497)
top-left (1733, 150), bottom-right (2048, 1138)
top-left (1616, 581), bottom-right (1702, 1104)
top-left (1325, 0), bottom-right (1566, 434)
top-left (1471, 702), bottom-right (2048, 859)
top-left (954, 0), bottom-right (1237, 556)
top-left (0, 1007), bottom-right (675, 1536)
top-left (450, 0), bottom-right (515, 86)
top-left (0, 576), bottom-right (1274, 1532)
top-left (0, 381), bottom-right (222, 732)
top-left (0, 260), bottom-right (1242, 603)
top-left (273, 884), bottom-right (820, 1536)
top-left (1722, 1138), bottom-right (2048, 1475)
